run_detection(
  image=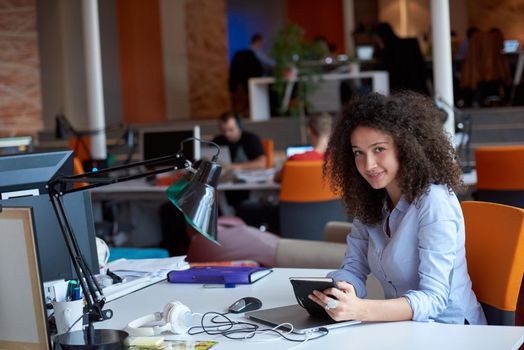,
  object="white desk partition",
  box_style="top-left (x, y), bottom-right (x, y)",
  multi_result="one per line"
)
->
top-left (99, 268), bottom-right (524, 350)
top-left (249, 71), bottom-right (390, 121)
